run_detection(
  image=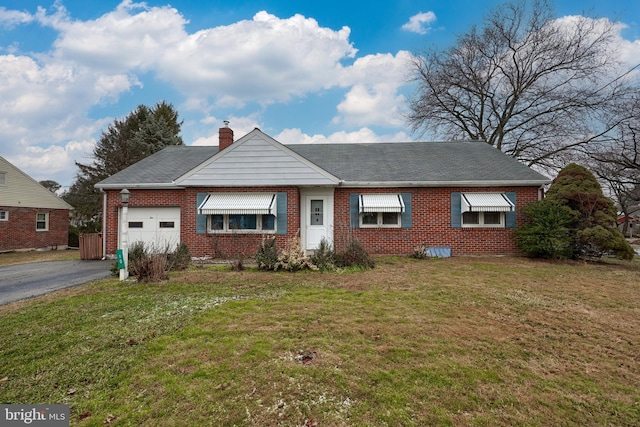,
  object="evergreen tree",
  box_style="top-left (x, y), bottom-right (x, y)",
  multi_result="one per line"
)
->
top-left (63, 101), bottom-right (183, 228)
top-left (546, 164), bottom-right (634, 259)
